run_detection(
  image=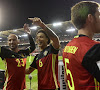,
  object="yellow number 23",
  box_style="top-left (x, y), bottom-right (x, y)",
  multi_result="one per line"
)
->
top-left (16, 58), bottom-right (24, 67)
